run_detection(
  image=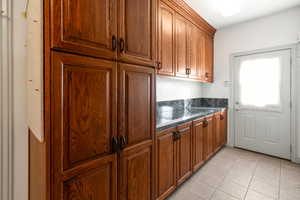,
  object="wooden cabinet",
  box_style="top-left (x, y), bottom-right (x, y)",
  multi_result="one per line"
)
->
top-left (176, 123), bottom-right (193, 185)
top-left (51, 0), bottom-right (117, 59)
top-left (189, 24), bottom-right (205, 80)
top-left (51, 51), bottom-right (118, 200)
top-left (118, 63), bottom-right (155, 200)
top-left (156, 0), bottom-right (216, 82)
top-left (174, 14), bottom-right (189, 78)
top-left (157, 2), bottom-right (175, 76)
top-left (156, 110), bottom-right (227, 199)
top-left (51, 0), bottom-right (156, 66)
top-left (118, 0), bottom-right (156, 66)
top-left (156, 128), bottom-right (177, 200)
top-left (203, 115), bottom-right (214, 160)
top-left (204, 35), bottom-right (214, 82)
top-left (214, 112), bottom-right (222, 151)
top-left (192, 118), bottom-right (205, 171)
